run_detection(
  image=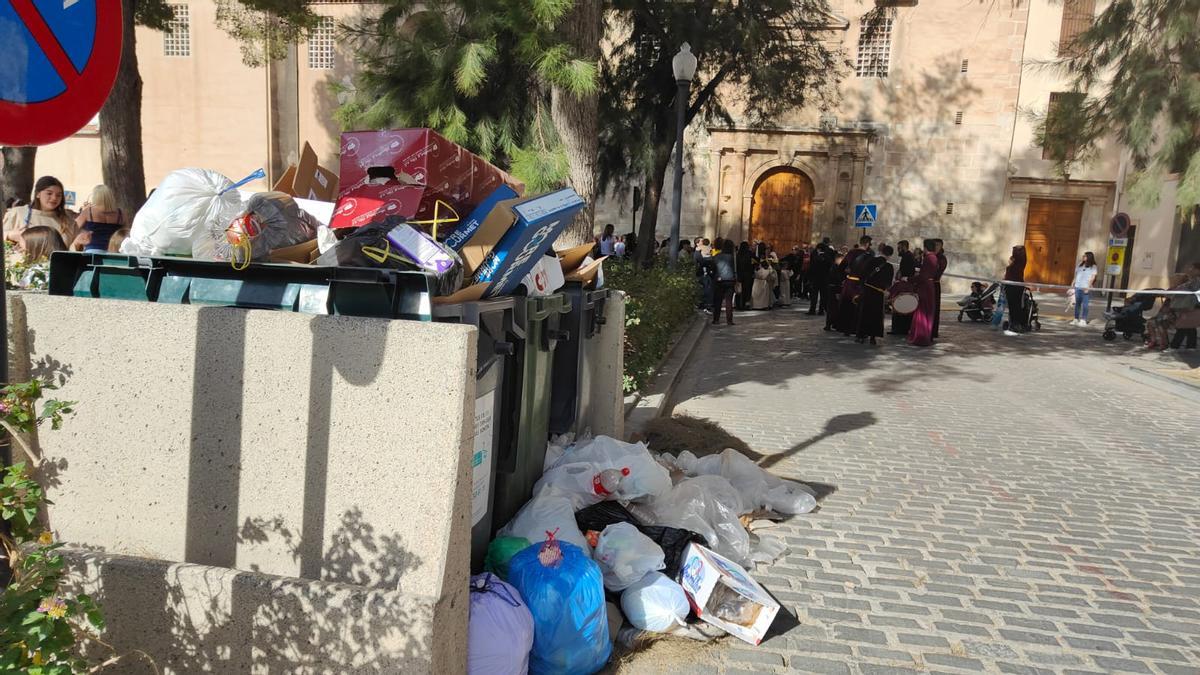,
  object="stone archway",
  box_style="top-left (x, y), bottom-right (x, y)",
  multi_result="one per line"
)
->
top-left (750, 167), bottom-right (814, 251)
